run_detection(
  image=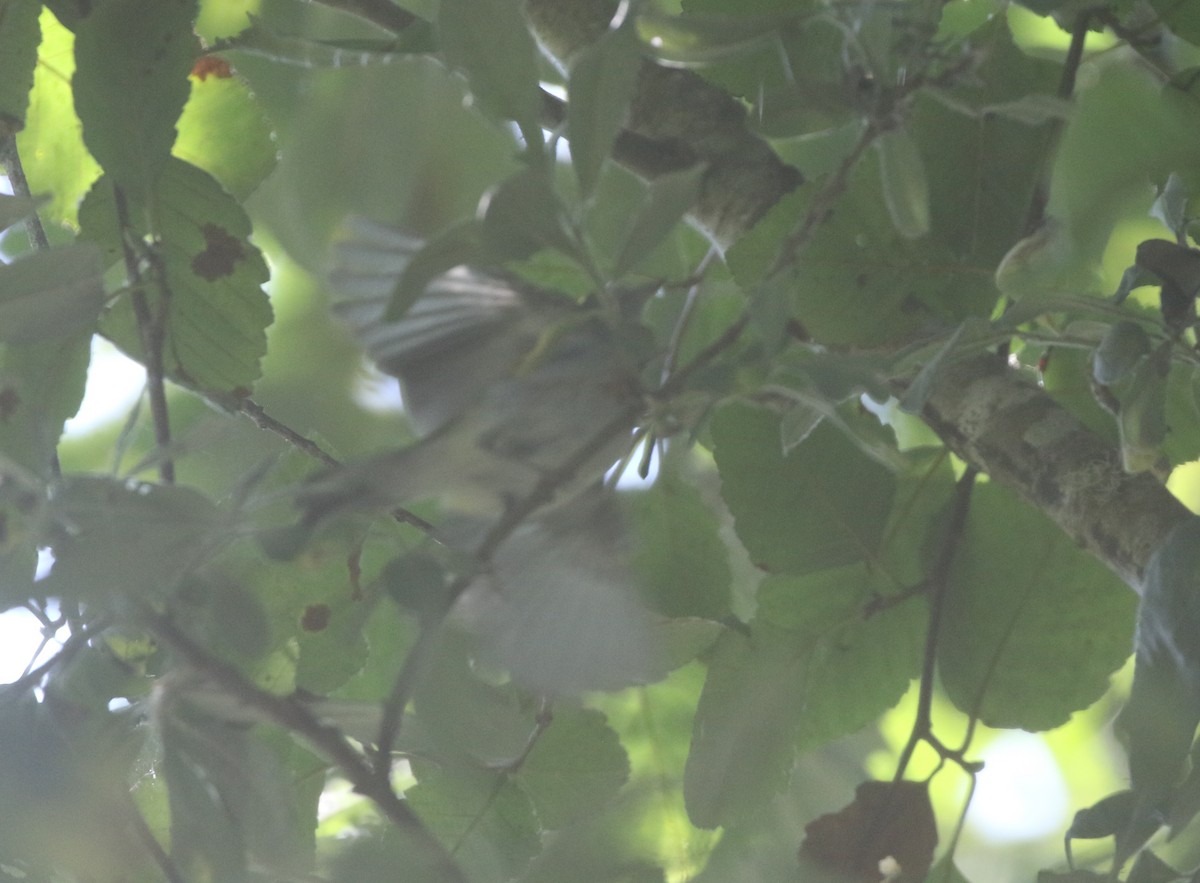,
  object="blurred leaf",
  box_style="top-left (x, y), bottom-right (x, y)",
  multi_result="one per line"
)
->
top-left (875, 128), bottom-right (930, 240)
top-left (568, 19), bottom-right (641, 197)
top-left (408, 757), bottom-right (541, 882)
top-left (162, 714), bottom-right (316, 879)
top-left (684, 584), bottom-right (922, 829)
top-left (916, 18), bottom-right (1061, 267)
top-left (611, 163), bottom-right (707, 276)
top-left (0, 332), bottom-right (90, 479)
top-left (1119, 518), bottom-right (1200, 835)
top-left (1151, 0), bottom-right (1200, 46)
top-left (627, 473), bottom-right (732, 620)
top-left (0, 0), bottom-right (40, 136)
top-left (219, 14), bottom-right (437, 67)
top-left (72, 0), bottom-right (198, 206)
top-left (516, 707), bottom-right (630, 829)
top-left (711, 401), bottom-right (896, 574)
top-left (40, 475), bottom-right (223, 603)
top-left (683, 627), bottom-right (805, 829)
top-left (1118, 346), bottom-right (1170, 474)
top-left (327, 824), bottom-right (471, 883)
top-left (1150, 173), bottom-right (1190, 239)
top-left (939, 483), bottom-right (1137, 730)
top-left (468, 495), bottom-right (667, 696)
top-left (481, 167), bottom-right (579, 263)
top-left (79, 158), bottom-right (272, 397)
top-left (1127, 849), bottom-right (1181, 883)
top-left (0, 242), bottom-right (103, 343)
top-left (437, 0), bottom-right (542, 148)
top-left (1093, 321), bottom-right (1151, 386)
top-left (801, 780), bottom-right (938, 883)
